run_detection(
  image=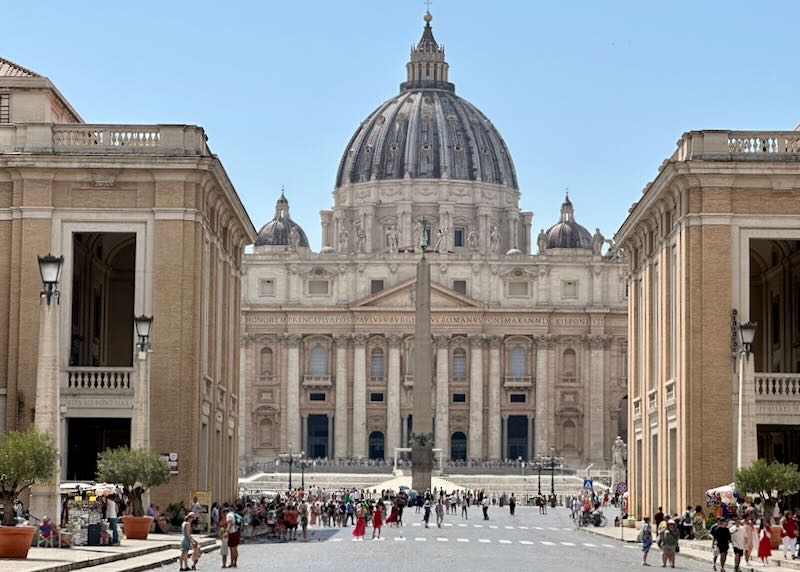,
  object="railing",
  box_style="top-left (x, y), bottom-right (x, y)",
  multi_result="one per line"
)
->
top-left (503, 376), bottom-right (532, 388)
top-left (302, 375), bottom-right (332, 388)
top-left (0, 124), bottom-right (209, 155)
top-left (675, 130), bottom-right (800, 162)
top-left (63, 367), bottom-right (135, 394)
top-left (755, 373), bottom-right (800, 399)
